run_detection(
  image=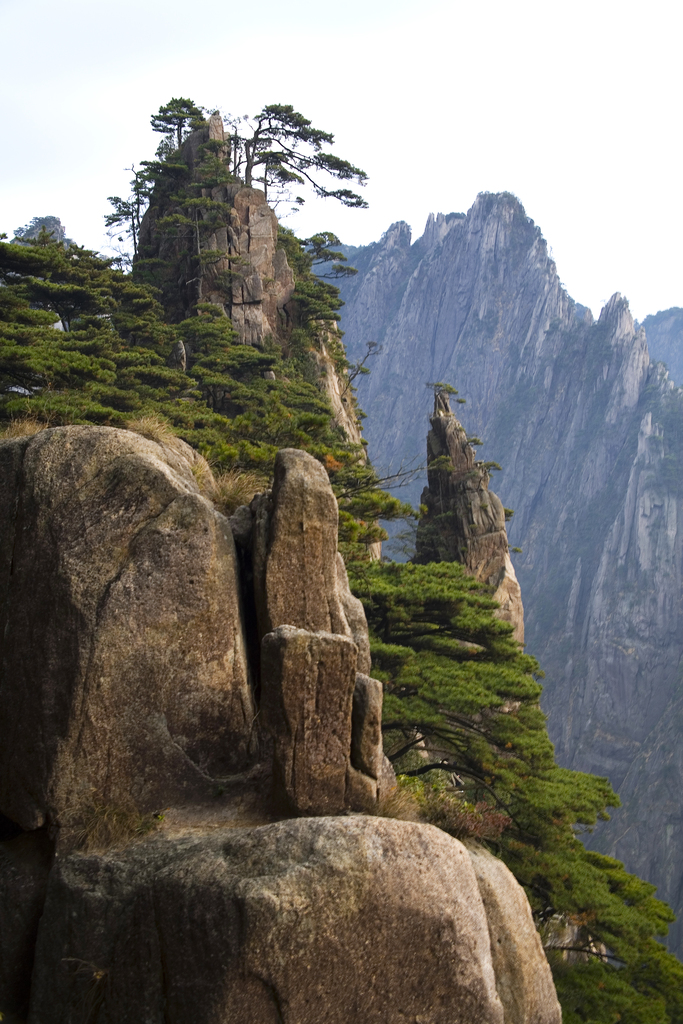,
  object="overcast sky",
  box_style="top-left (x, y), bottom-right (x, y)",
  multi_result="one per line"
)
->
top-left (1, 0), bottom-right (680, 321)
